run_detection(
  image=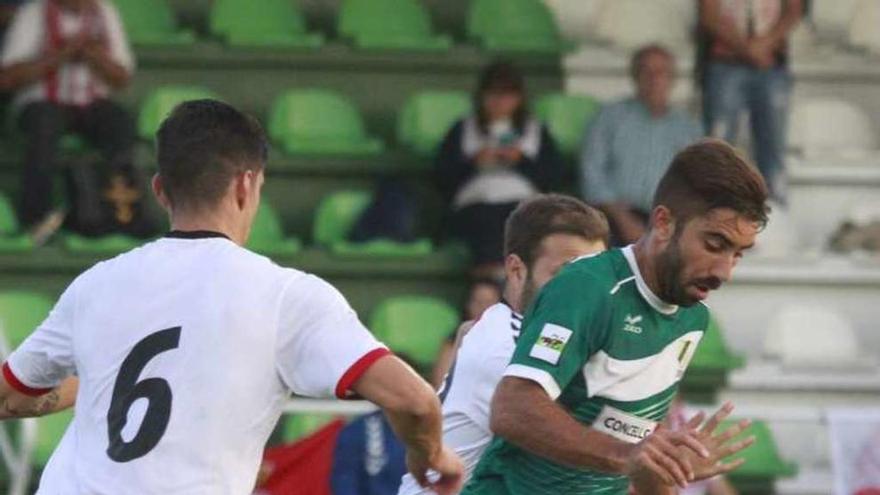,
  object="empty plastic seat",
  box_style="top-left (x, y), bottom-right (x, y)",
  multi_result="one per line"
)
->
top-left (138, 86), bottom-right (220, 140)
top-left (63, 233), bottom-right (144, 255)
top-left (210, 0), bottom-right (323, 48)
top-left (34, 410), bottom-right (73, 466)
top-left (789, 98), bottom-right (877, 159)
top-left (0, 291), bottom-right (53, 349)
top-left (338, 0), bottom-right (451, 51)
top-left (467, 0), bottom-right (570, 53)
top-left (542, 0), bottom-right (604, 44)
top-left (535, 92), bottom-right (601, 157)
top-left (269, 90), bottom-right (384, 156)
top-left (725, 420), bottom-right (798, 481)
top-left (312, 190), bottom-right (432, 257)
top-left (397, 91), bottom-right (470, 156)
top-left (111, 0), bottom-right (194, 46)
top-left (689, 316), bottom-right (745, 373)
top-left (812, 0), bottom-right (861, 39)
top-left (246, 202), bottom-right (302, 257)
top-left (849, 0), bottom-right (880, 54)
top-left (0, 192), bottom-right (33, 253)
top-left (764, 305), bottom-right (863, 368)
top-left (282, 413), bottom-right (337, 443)
top-left (369, 296), bottom-right (459, 366)
top-left (594, 0), bottom-right (691, 50)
